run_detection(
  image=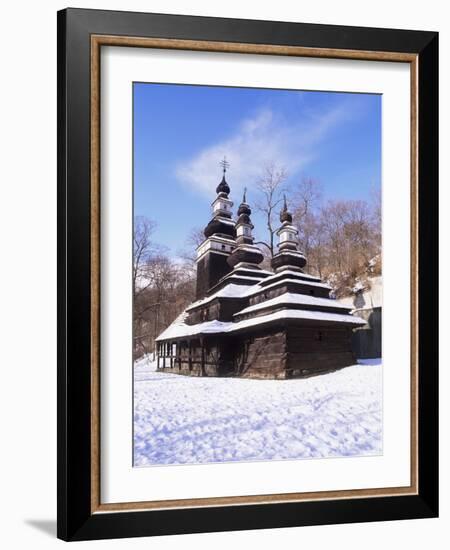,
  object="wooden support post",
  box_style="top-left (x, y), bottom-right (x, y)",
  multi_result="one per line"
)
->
top-left (188, 340), bottom-right (192, 371)
top-left (157, 342), bottom-right (160, 370)
top-left (200, 337), bottom-right (205, 376)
